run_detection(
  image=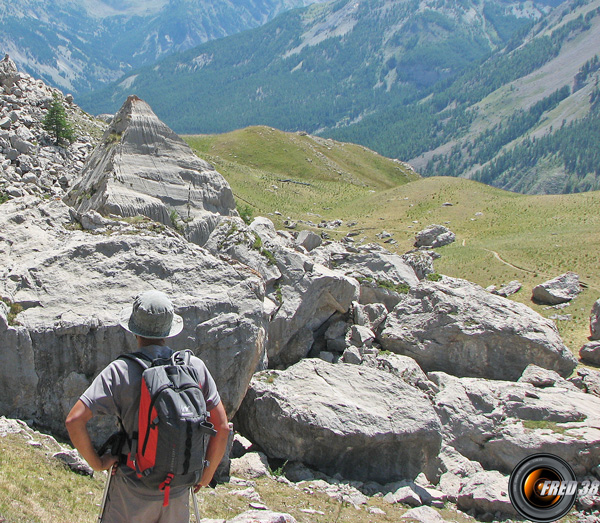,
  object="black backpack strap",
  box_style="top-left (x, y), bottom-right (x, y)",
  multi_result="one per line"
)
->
top-left (118, 351), bottom-right (153, 369)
